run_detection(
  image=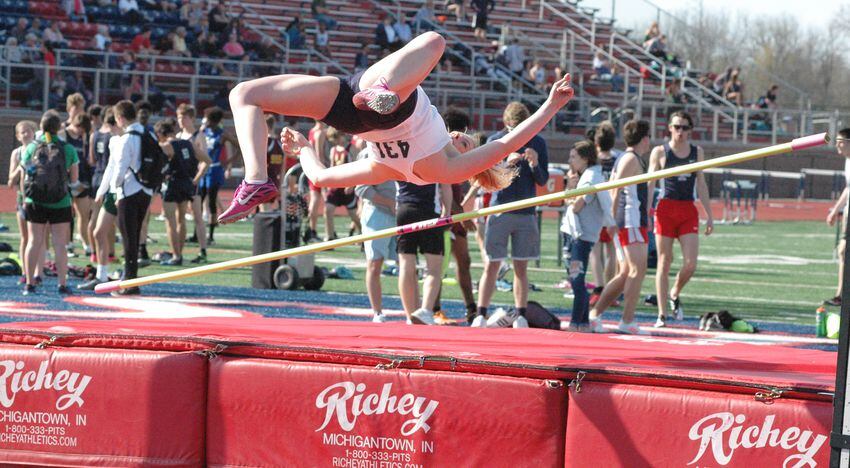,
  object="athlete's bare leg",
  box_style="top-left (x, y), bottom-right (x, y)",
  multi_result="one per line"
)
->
top-left (358, 32), bottom-right (446, 103)
top-left (229, 75), bottom-right (339, 182)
